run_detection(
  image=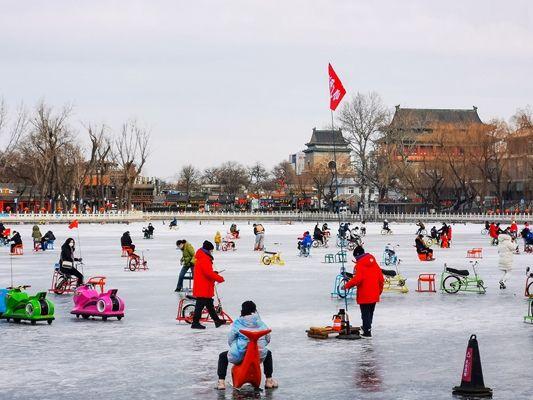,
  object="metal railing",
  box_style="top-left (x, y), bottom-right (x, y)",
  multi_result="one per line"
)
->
top-left (0, 210), bottom-right (530, 224)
